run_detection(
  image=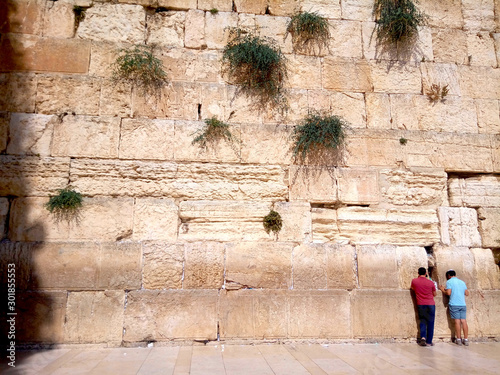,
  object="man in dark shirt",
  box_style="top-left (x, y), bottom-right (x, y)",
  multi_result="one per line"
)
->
top-left (411, 267), bottom-right (437, 346)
